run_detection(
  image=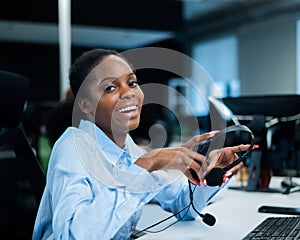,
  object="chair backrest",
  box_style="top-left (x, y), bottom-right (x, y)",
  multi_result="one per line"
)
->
top-left (0, 70), bottom-right (29, 128)
top-left (0, 70), bottom-right (45, 203)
